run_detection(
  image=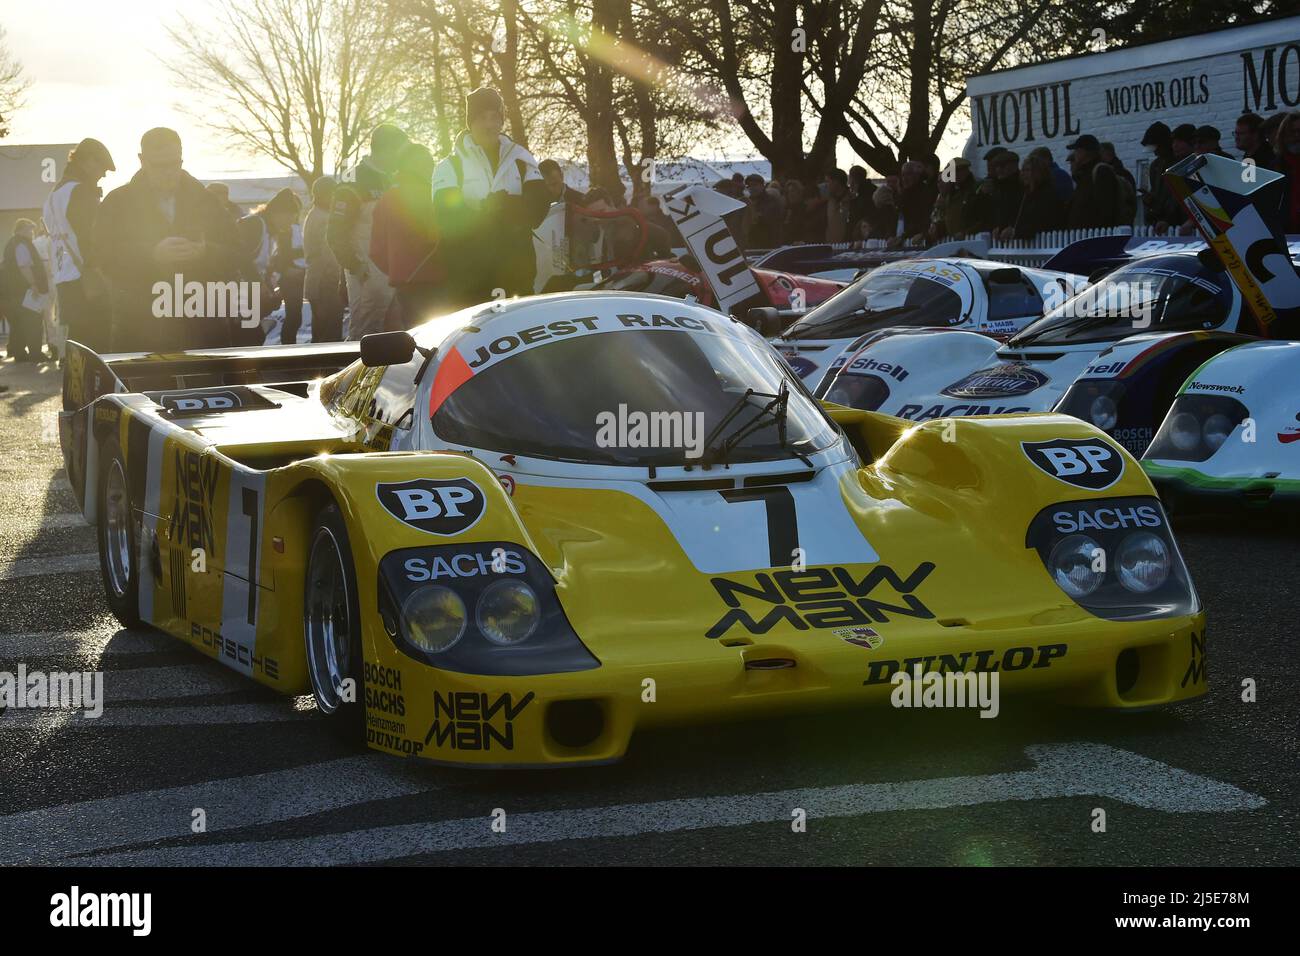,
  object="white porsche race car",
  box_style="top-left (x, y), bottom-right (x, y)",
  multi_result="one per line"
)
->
top-left (772, 257), bottom-right (1087, 389)
top-left (1143, 340), bottom-right (1300, 511)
